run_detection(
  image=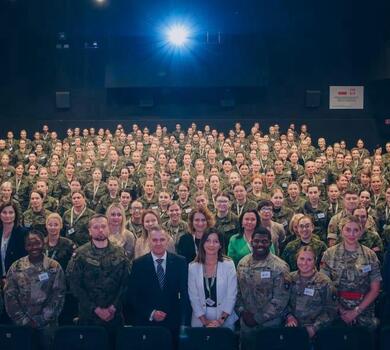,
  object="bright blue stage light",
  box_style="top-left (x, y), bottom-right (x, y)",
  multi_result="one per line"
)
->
top-left (166, 24), bottom-right (190, 47)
